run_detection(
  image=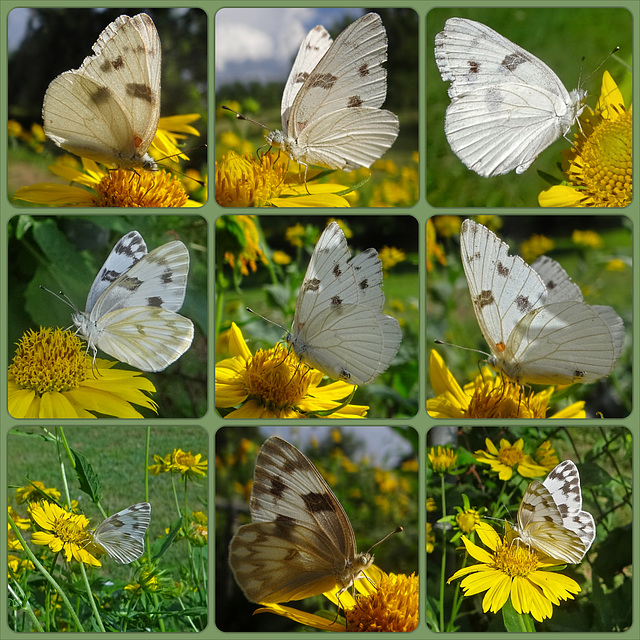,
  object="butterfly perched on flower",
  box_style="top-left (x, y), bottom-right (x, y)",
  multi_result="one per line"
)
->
top-left (90, 502), bottom-right (151, 564)
top-left (229, 436), bottom-right (396, 605)
top-left (514, 460), bottom-right (595, 563)
top-left (68, 230), bottom-right (194, 372)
